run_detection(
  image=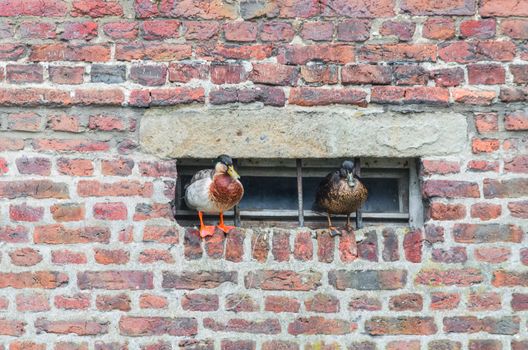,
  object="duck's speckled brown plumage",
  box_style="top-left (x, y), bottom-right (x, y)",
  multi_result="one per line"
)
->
top-left (315, 171), bottom-right (368, 215)
top-left (209, 173), bottom-right (244, 212)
